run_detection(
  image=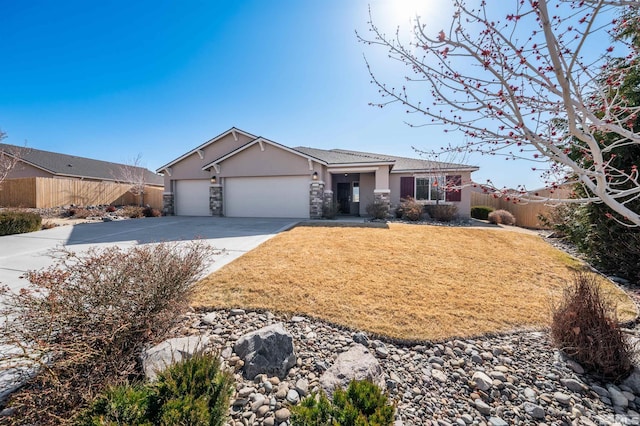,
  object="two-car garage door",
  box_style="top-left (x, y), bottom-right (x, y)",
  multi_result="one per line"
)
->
top-left (225, 176), bottom-right (309, 218)
top-left (174, 176), bottom-right (309, 218)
